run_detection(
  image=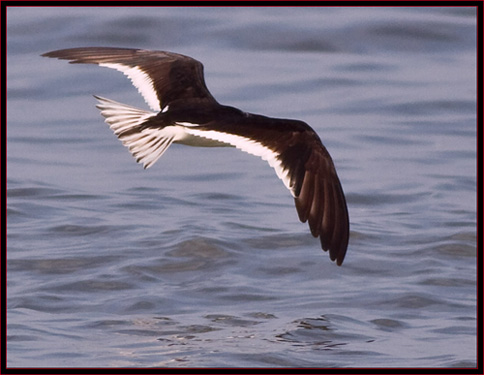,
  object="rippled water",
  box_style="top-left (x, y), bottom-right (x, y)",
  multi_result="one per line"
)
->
top-left (6, 6), bottom-right (477, 368)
